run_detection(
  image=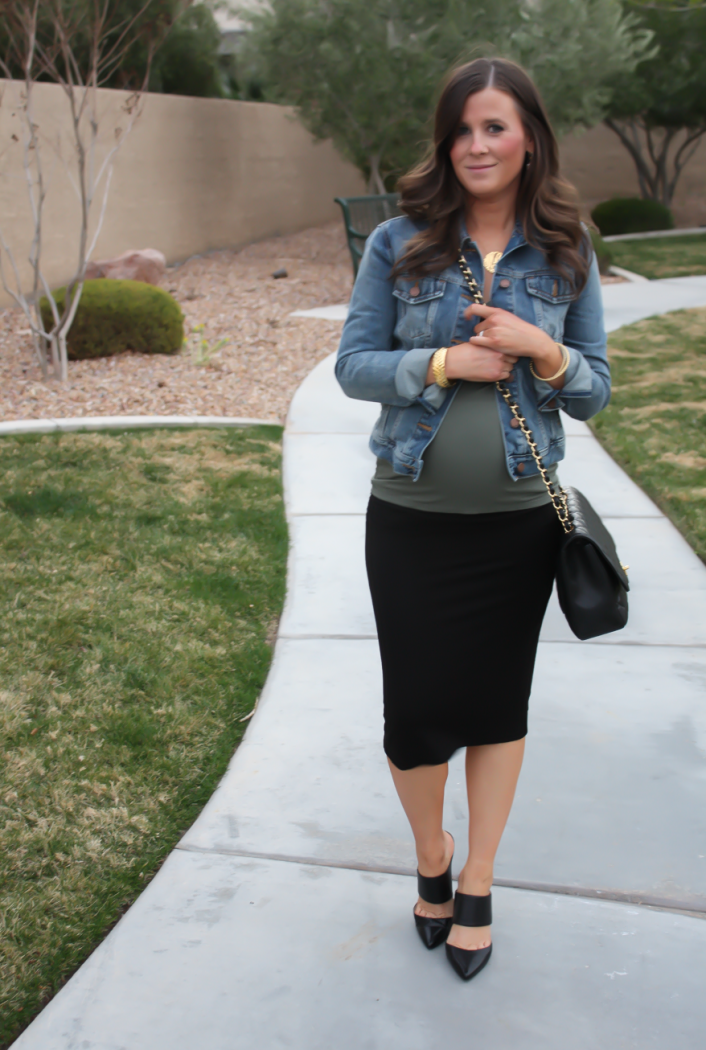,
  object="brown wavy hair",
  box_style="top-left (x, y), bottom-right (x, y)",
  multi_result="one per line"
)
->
top-left (393, 58), bottom-right (590, 293)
